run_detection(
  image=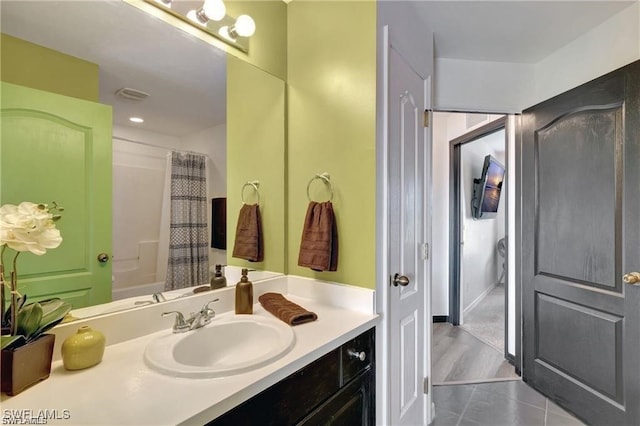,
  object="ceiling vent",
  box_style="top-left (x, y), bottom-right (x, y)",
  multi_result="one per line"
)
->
top-left (115, 87), bottom-right (150, 101)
